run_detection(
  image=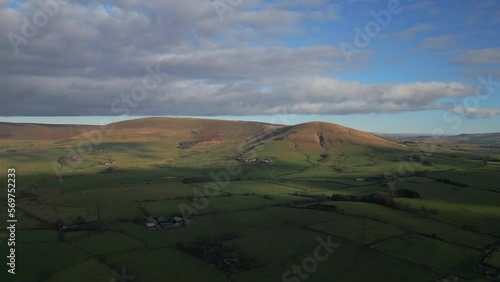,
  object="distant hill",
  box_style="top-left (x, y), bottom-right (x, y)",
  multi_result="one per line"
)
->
top-left (401, 132), bottom-right (500, 146)
top-left (0, 118), bottom-right (403, 152)
top-left (273, 122), bottom-right (404, 151)
top-left (0, 122), bottom-right (97, 141)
